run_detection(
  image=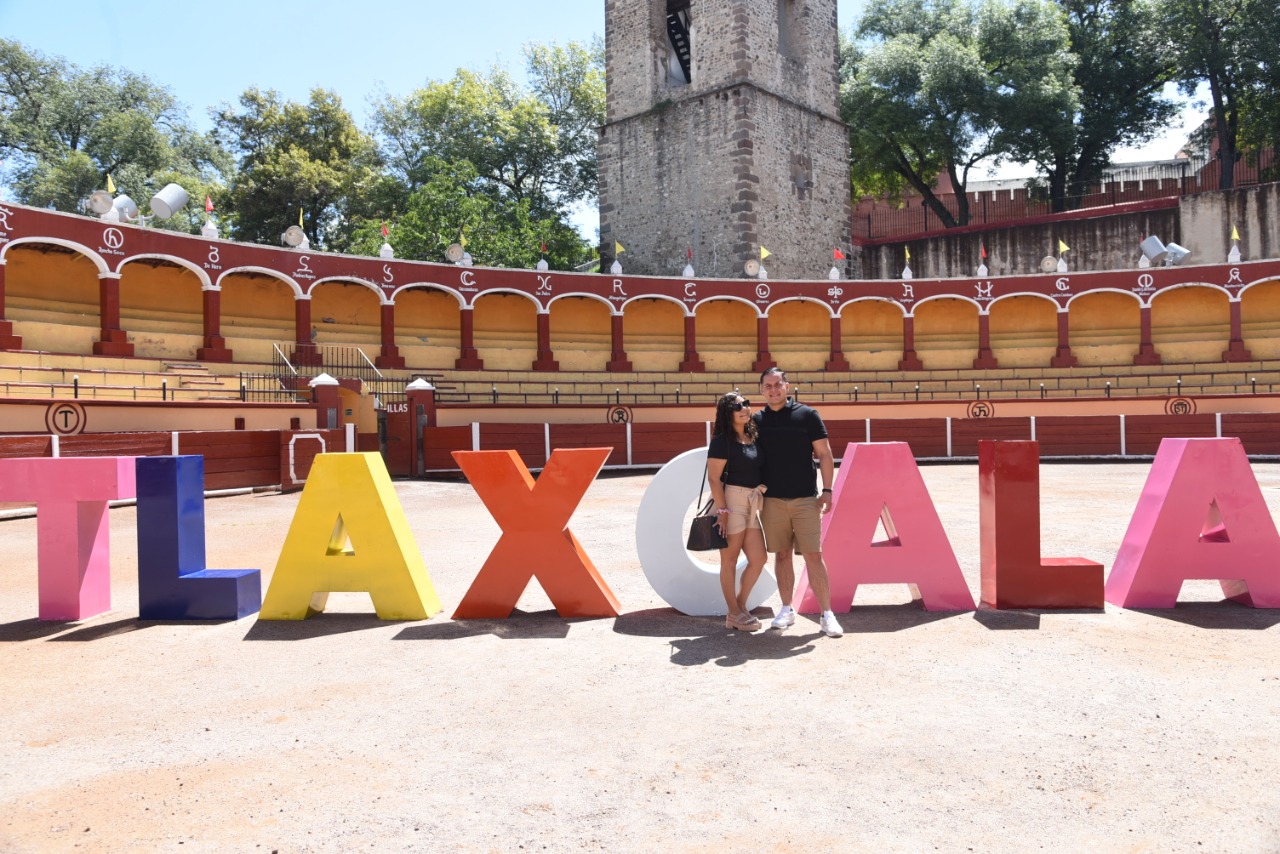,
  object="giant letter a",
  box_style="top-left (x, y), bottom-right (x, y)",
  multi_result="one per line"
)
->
top-left (259, 453), bottom-right (442, 620)
top-left (1106, 437), bottom-right (1280, 608)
